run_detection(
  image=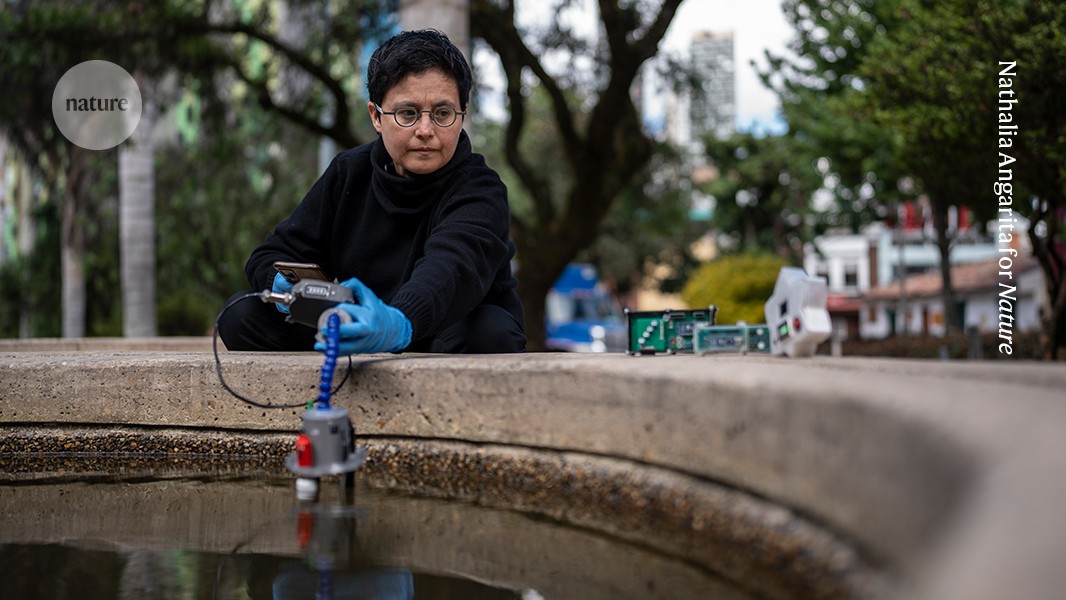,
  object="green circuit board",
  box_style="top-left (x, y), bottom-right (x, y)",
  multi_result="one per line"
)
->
top-left (693, 322), bottom-right (771, 354)
top-left (625, 307), bottom-right (718, 354)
